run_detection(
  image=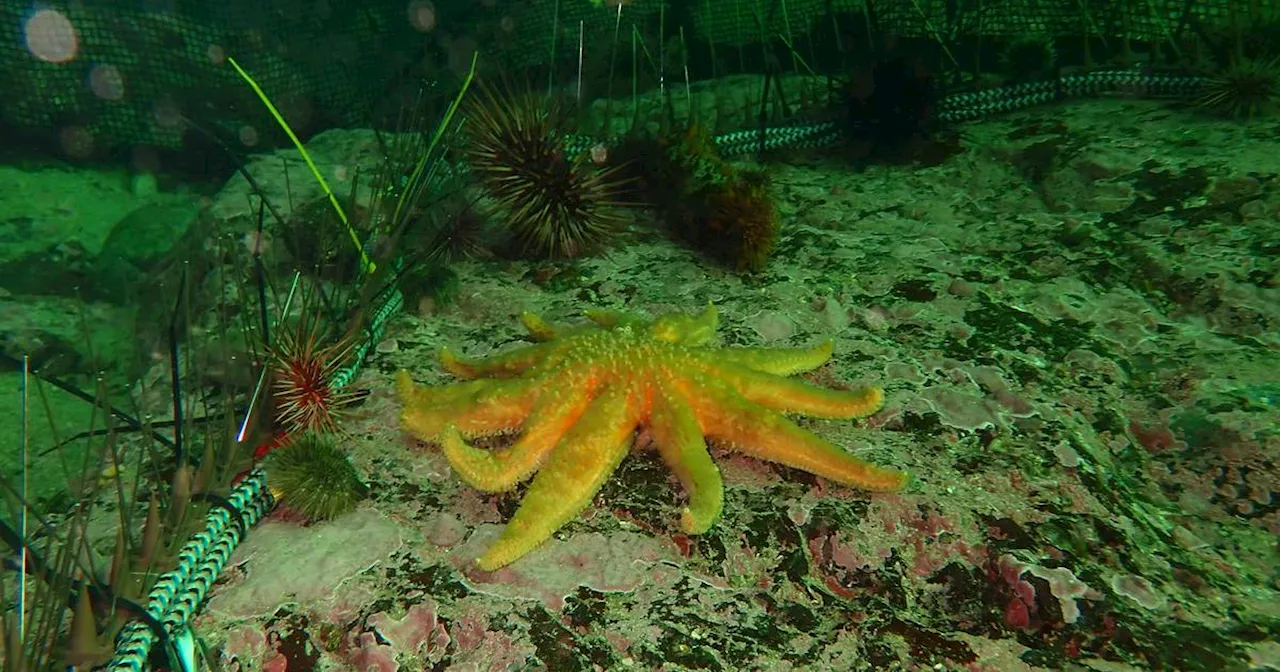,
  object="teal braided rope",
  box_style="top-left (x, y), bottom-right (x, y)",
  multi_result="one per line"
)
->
top-left (331, 282), bottom-right (403, 392)
top-left (710, 123), bottom-right (841, 156)
top-left (562, 69), bottom-right (1209, 159)
top-left (155, 493), bottom-right (275, 651)
top-left (560, 122), bottom-right (837, 158)
top-left (105, 469), bottom-right (274, 671)
top-left (939, 70), bottom-right (1209, 122)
